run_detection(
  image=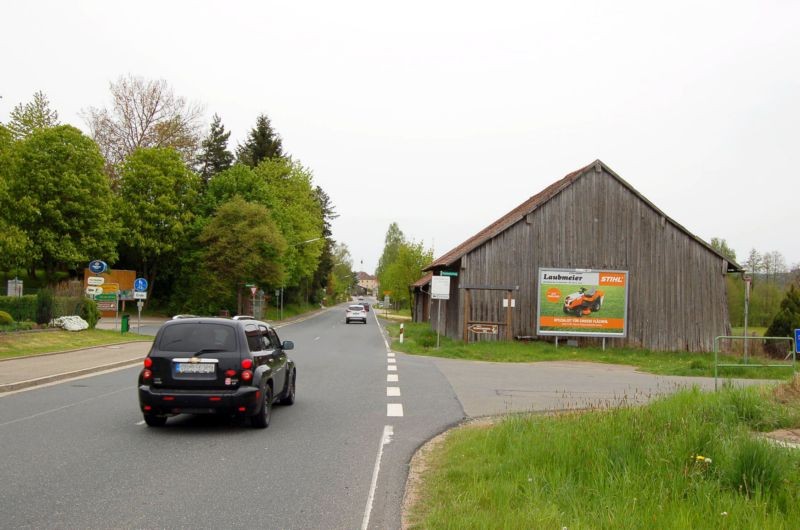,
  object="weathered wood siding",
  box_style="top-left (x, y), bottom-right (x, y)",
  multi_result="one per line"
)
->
top-left (451, 166), bottom-right (730, 351)
top-left (412, 289), bottom-right (431, 323)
